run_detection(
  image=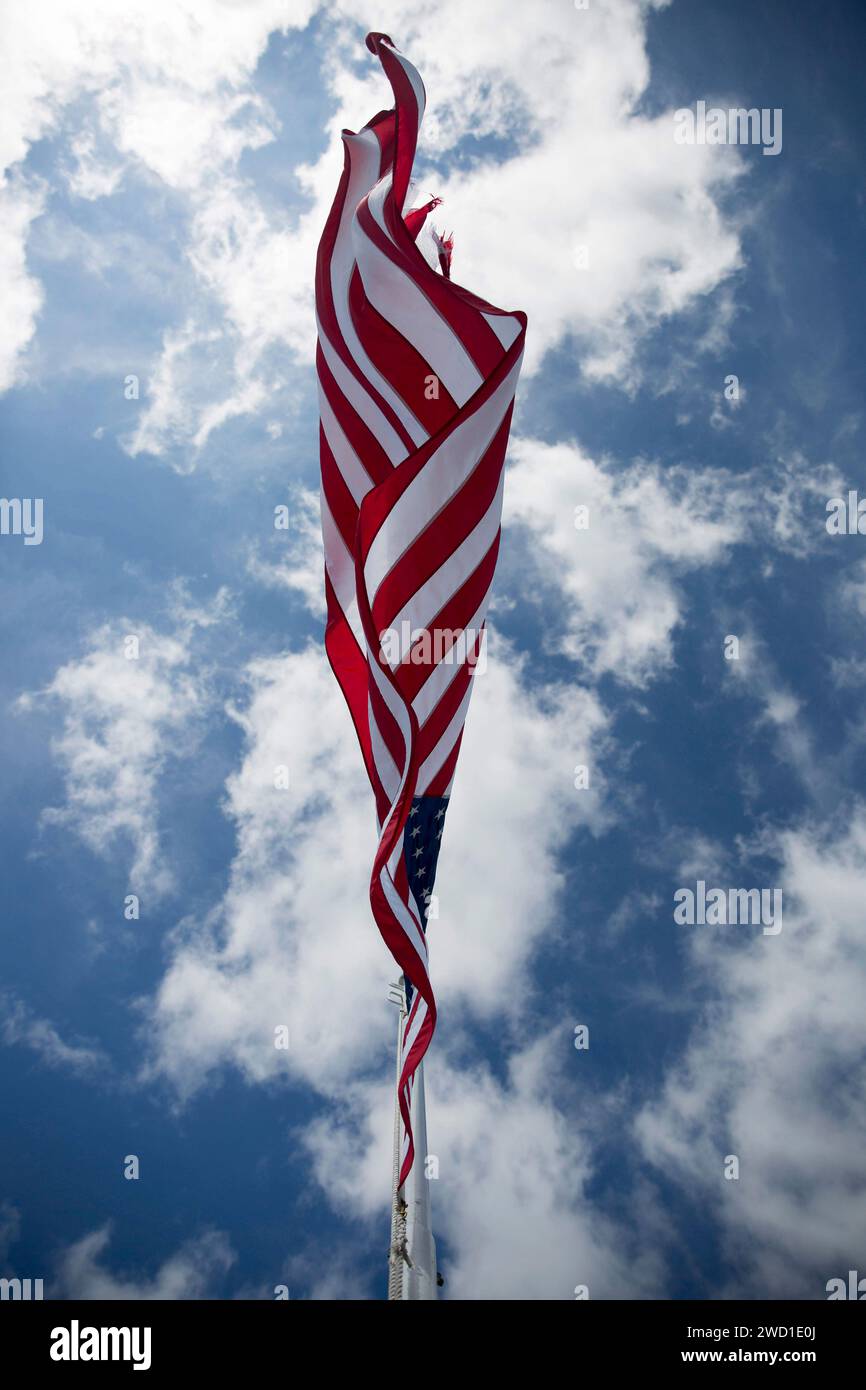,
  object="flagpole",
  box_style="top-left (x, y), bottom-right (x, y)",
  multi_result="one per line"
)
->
top-left (386, 977), bottom-right (439, 1300)
top-left (387, 979), bottom-right (408, 1300)
top-left (401, 1058), bottom-right (438, 1300)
